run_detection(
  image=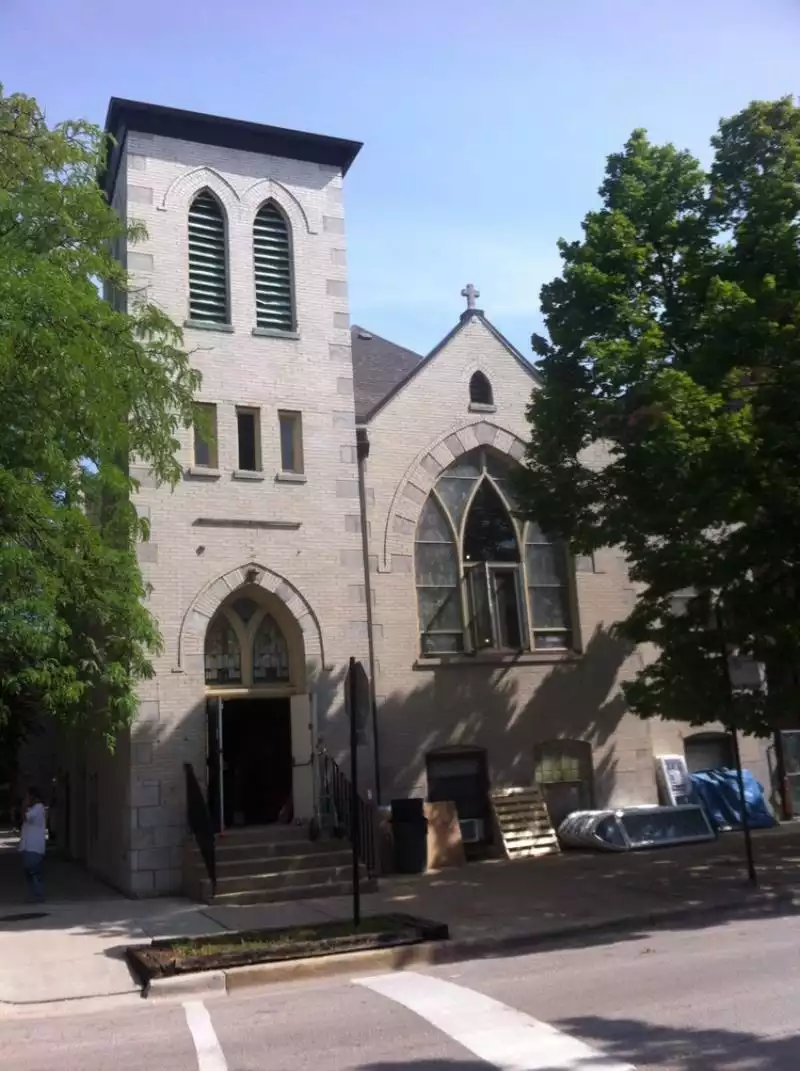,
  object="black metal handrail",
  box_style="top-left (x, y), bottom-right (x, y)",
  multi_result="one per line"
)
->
top-left (320, 752), bottom-right (377, 875)
top-left (184, 762), bottom-right (216, 896)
